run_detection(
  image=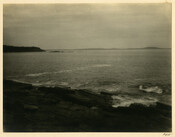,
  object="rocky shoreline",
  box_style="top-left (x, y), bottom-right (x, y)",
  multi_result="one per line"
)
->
top-left (3, 80), bottom-right (171, 132)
